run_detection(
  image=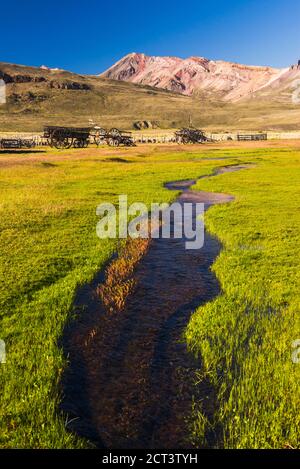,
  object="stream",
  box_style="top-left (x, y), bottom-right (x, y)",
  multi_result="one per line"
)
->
top-left (61, 165), bottom-right (248, 449)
